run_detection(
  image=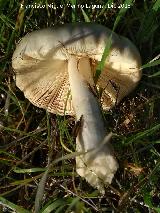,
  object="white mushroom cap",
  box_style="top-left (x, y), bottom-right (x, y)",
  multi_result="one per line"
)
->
top-left (12, 23), bottom-right (141, 115)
